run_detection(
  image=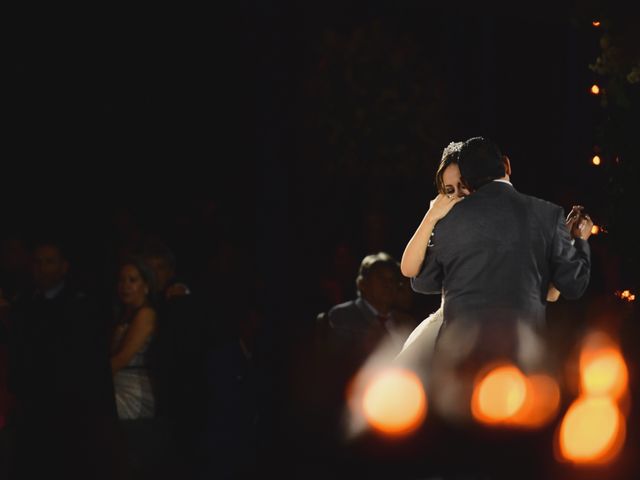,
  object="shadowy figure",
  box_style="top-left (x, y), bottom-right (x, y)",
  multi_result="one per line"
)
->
top-left (303, 252), bottom-right (413, 471)
top-left (204, 293), bottom-right (271, 479)
top-left (140, 237), bottom-right (209, 477)
top-left (141, 236), bottom-right (191, 301)
top-left (8, 238), bottom-right (117, 479)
